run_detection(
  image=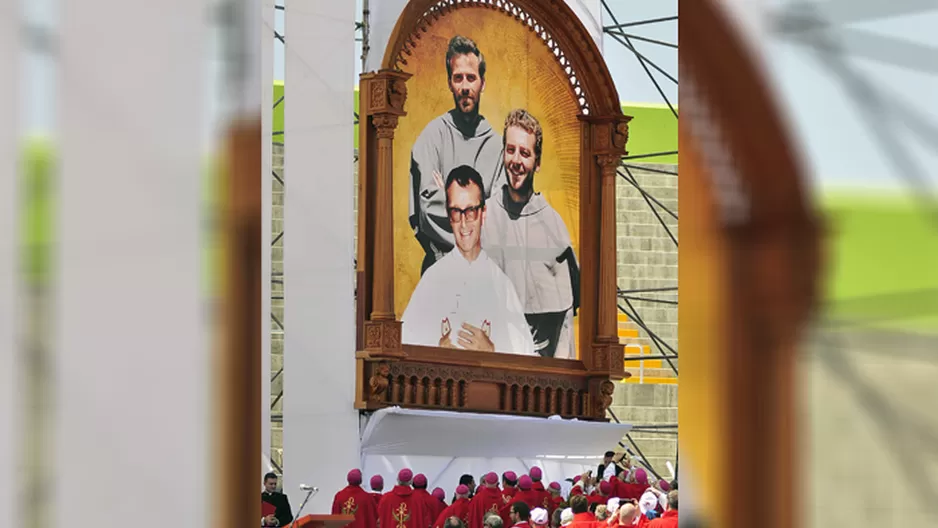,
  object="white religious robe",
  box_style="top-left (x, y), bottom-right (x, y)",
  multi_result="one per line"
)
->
top-left (401, 249), bottom-right (537, 356)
